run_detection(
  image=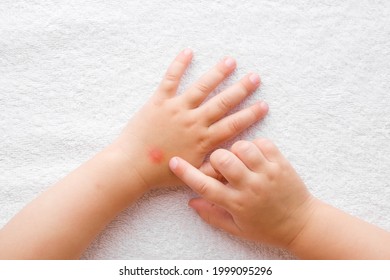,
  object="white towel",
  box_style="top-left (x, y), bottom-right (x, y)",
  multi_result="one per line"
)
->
top-left (1, 0), bottom-right (389, 259)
